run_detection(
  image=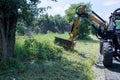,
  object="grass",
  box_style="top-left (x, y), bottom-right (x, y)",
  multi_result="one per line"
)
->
top-left (0, 32), bottom-right (99, 80)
